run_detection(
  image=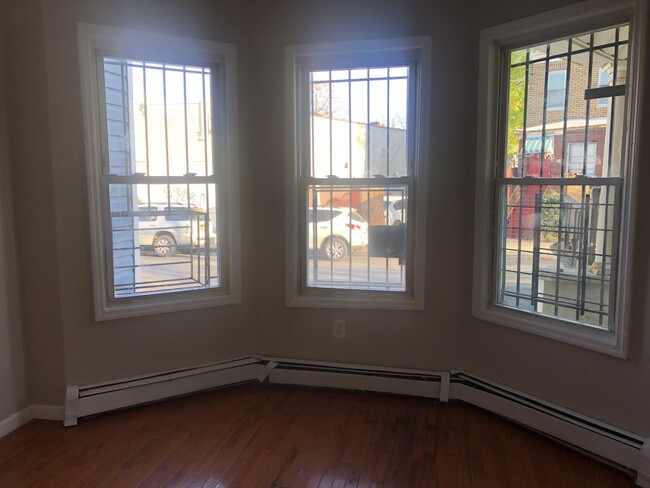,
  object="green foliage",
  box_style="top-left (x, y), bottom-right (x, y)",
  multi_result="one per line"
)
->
top-left (507, 50), bottom-right (527, 166)
top-left (541, 191), bottom-right (561, 242)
